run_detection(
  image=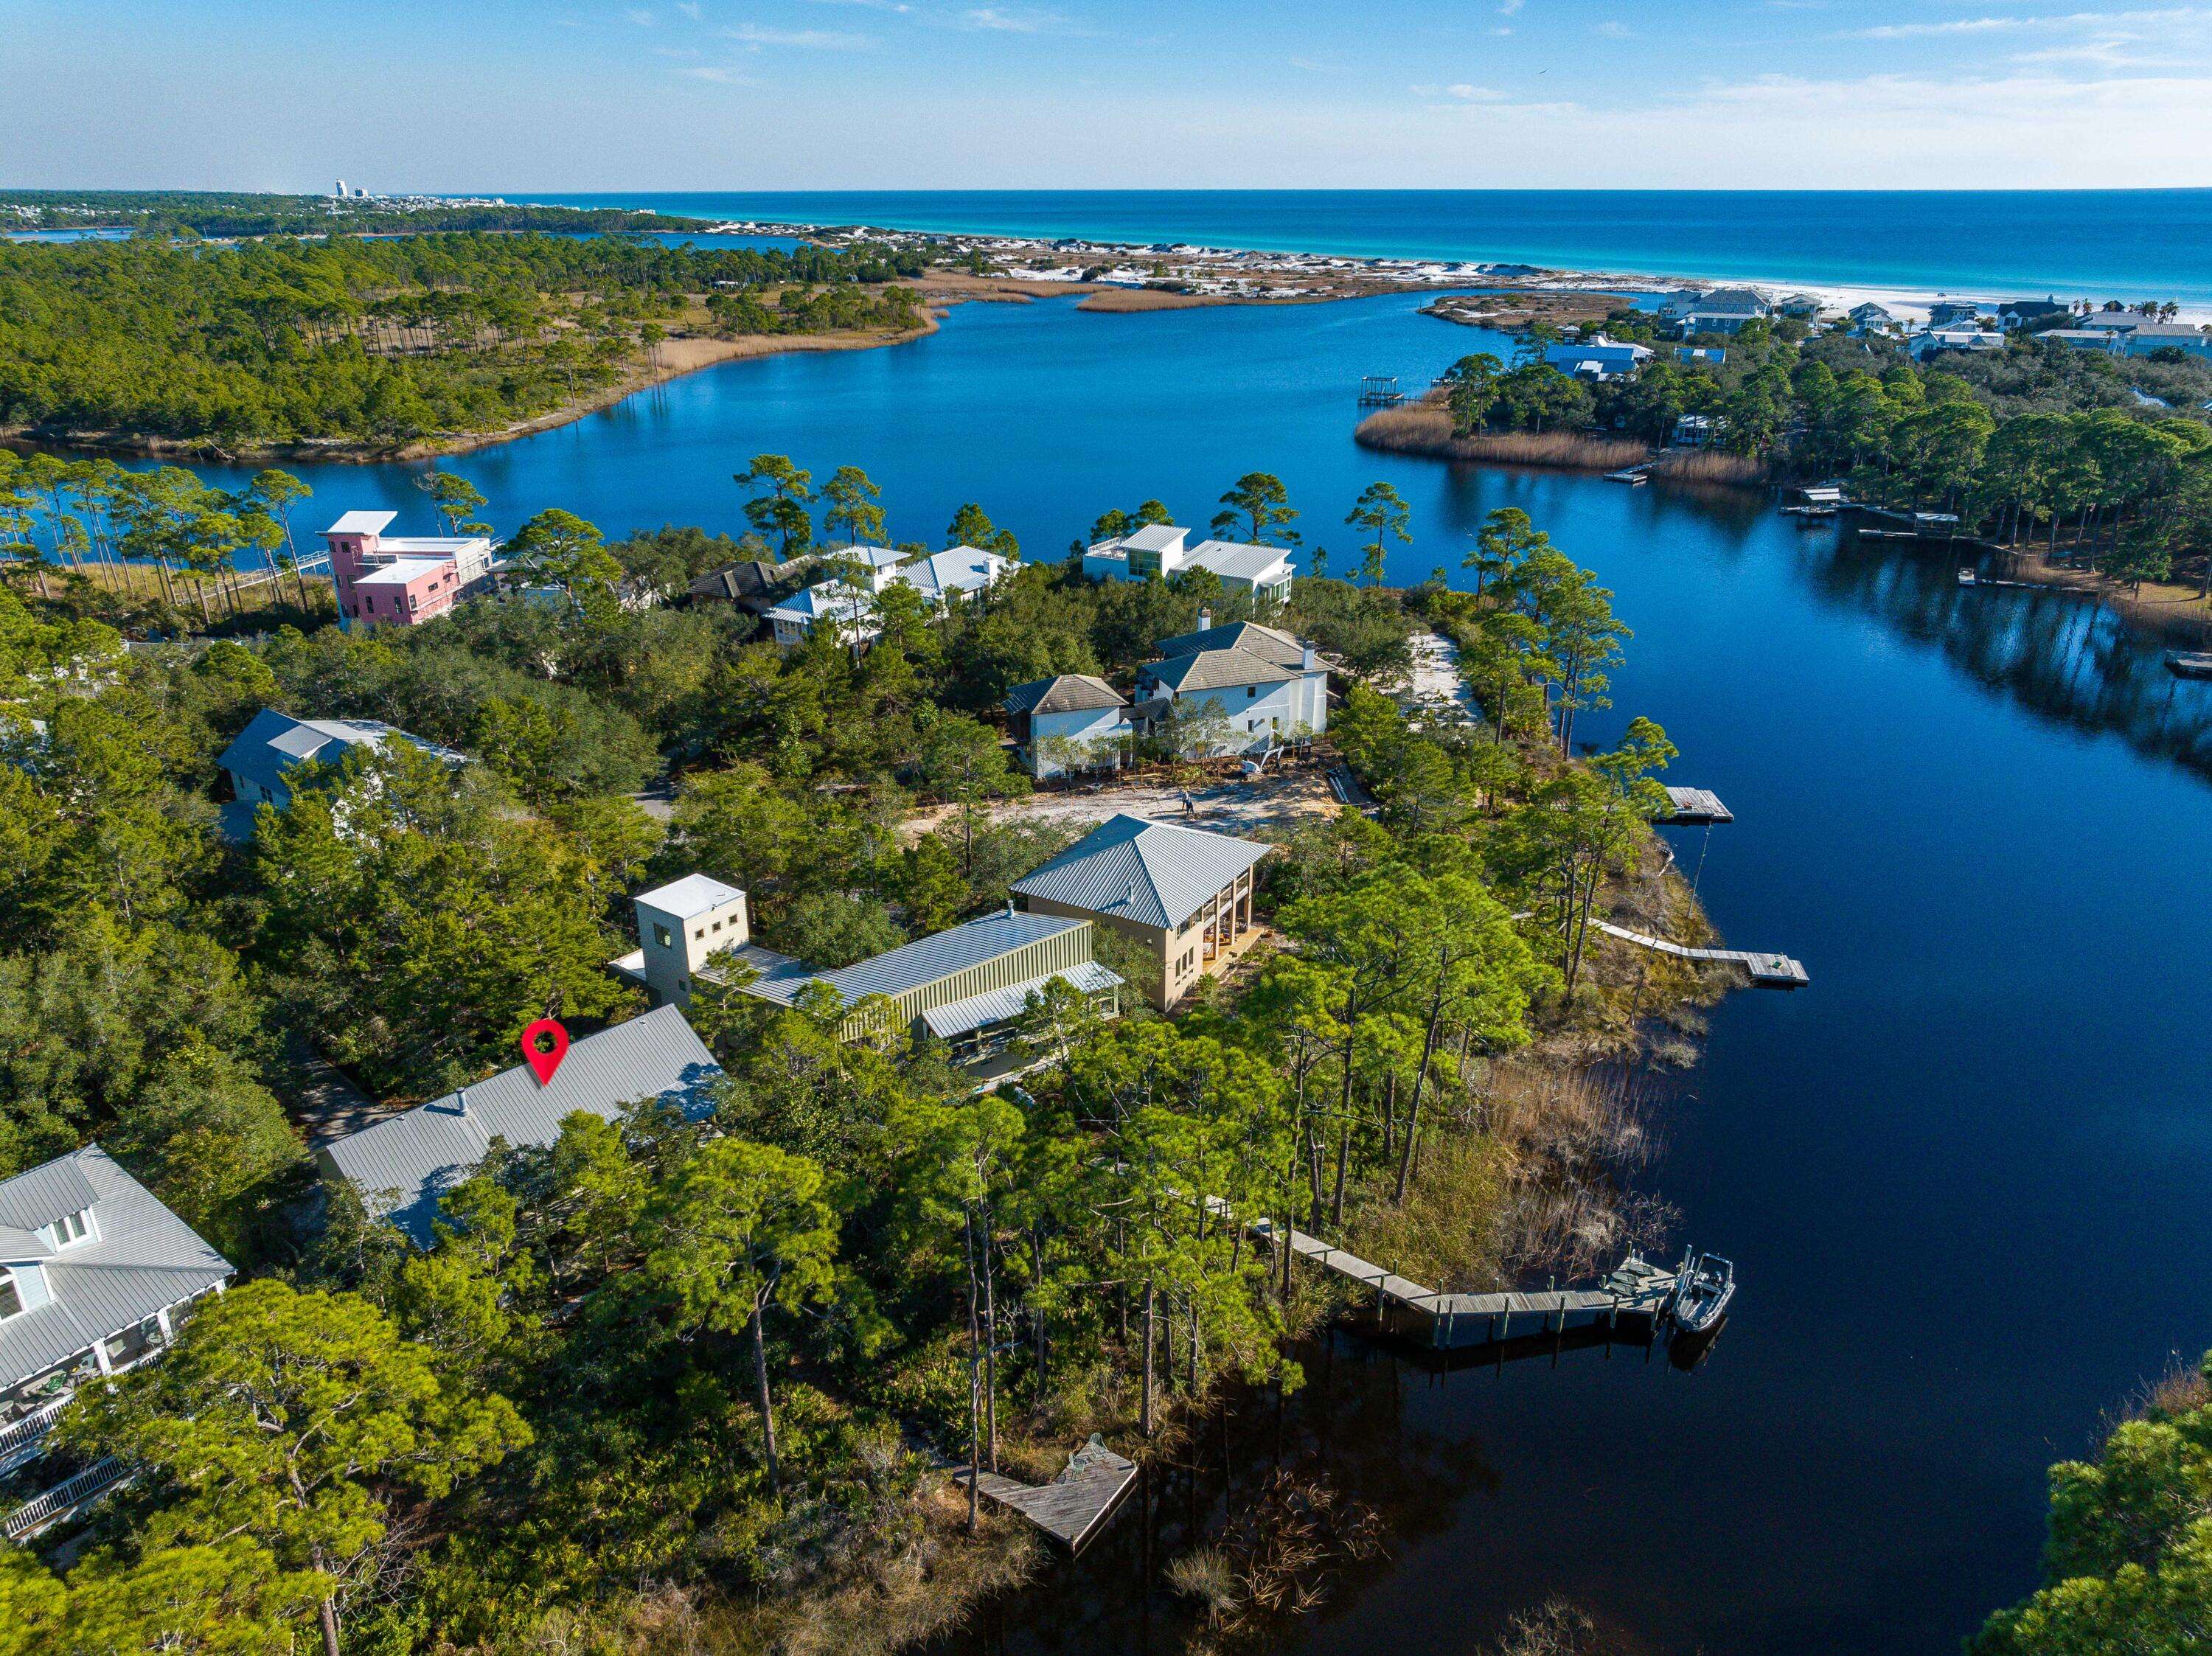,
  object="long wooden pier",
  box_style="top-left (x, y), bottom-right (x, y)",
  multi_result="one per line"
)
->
top-left (1247, 1217), bottom-right (1684, 1349)
top-left (1594, 921), bottom-right (1808, 988)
